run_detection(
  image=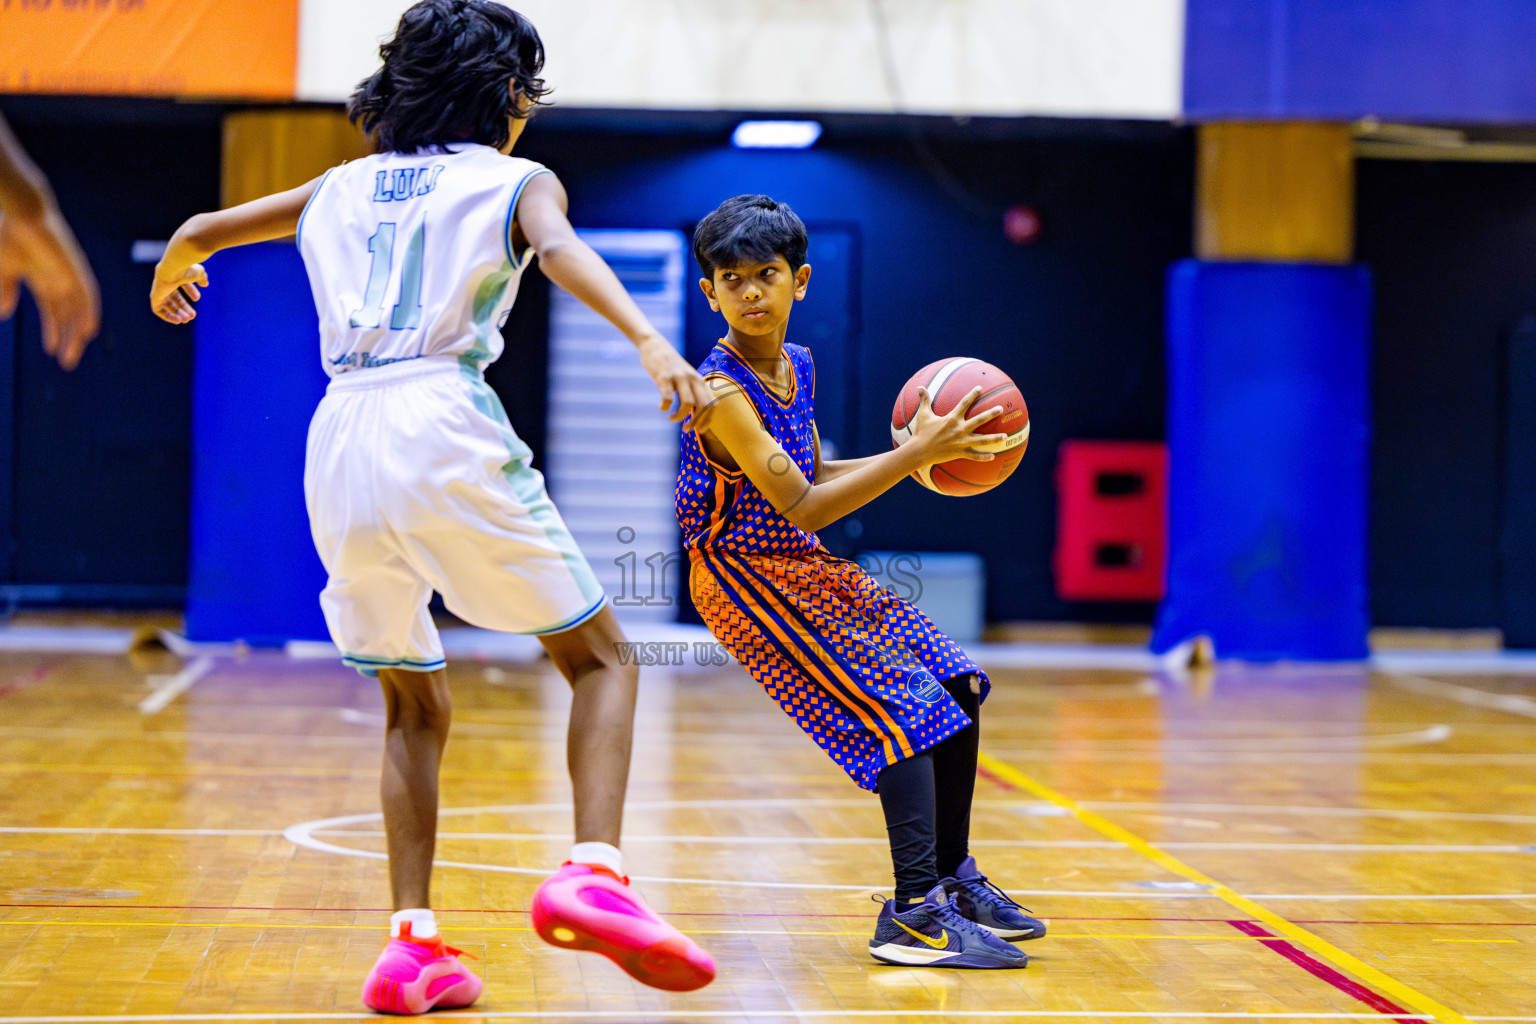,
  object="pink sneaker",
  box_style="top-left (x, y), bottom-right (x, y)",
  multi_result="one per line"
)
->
top-left (530, 862), bottom-right (716, 991)
top-left (361, 922), bottom-right (483, 1015)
